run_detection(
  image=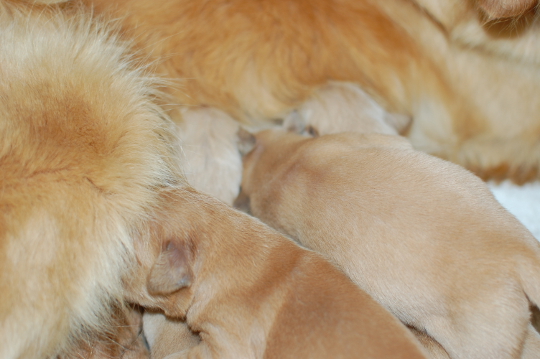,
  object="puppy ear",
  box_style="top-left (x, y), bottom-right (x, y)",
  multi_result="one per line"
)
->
top-left (237, 127), bottom-right (256, 156)
top-left (147, 240), bottom-right (193, 296)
